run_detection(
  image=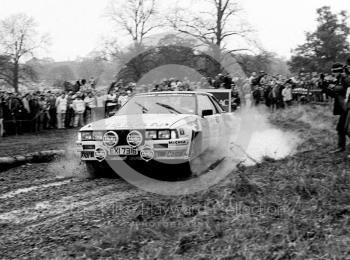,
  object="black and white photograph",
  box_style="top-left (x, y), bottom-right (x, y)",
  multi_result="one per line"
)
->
top-left (1, 0), bottom-right (350, 259)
